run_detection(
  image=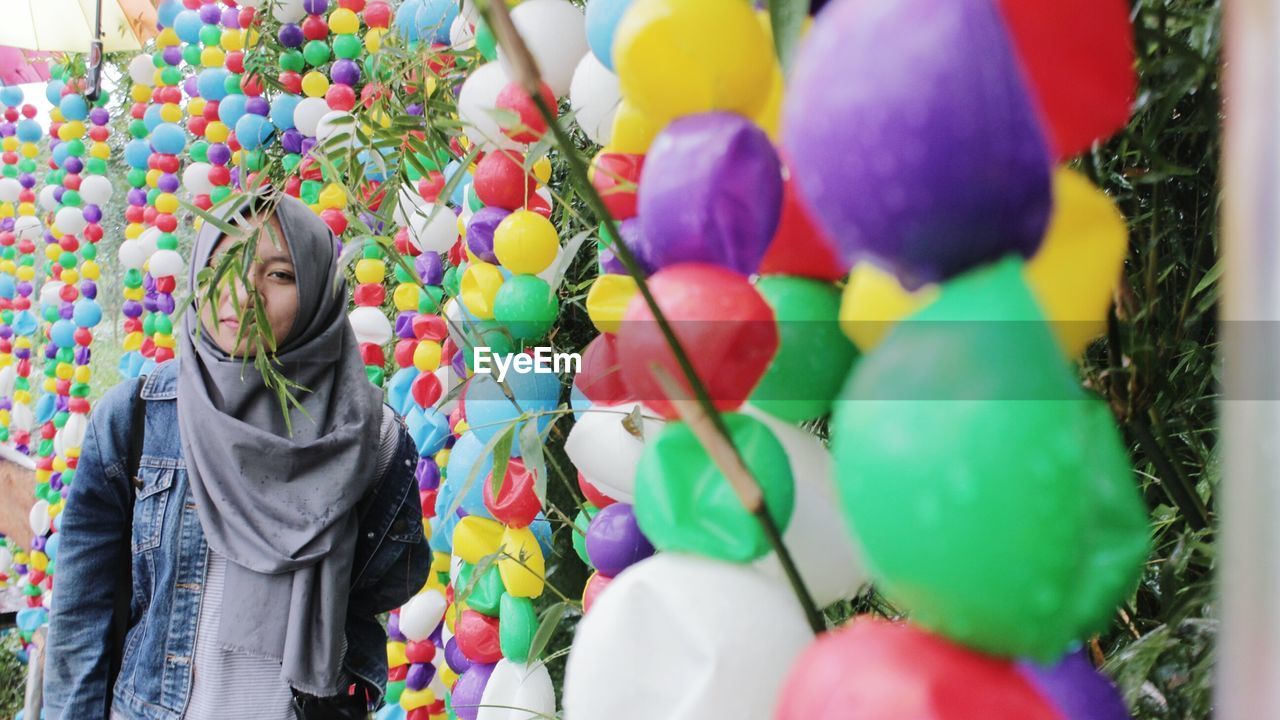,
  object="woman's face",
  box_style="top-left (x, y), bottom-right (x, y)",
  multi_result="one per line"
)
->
top-left (199, 213), bottom-right (299, 356)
